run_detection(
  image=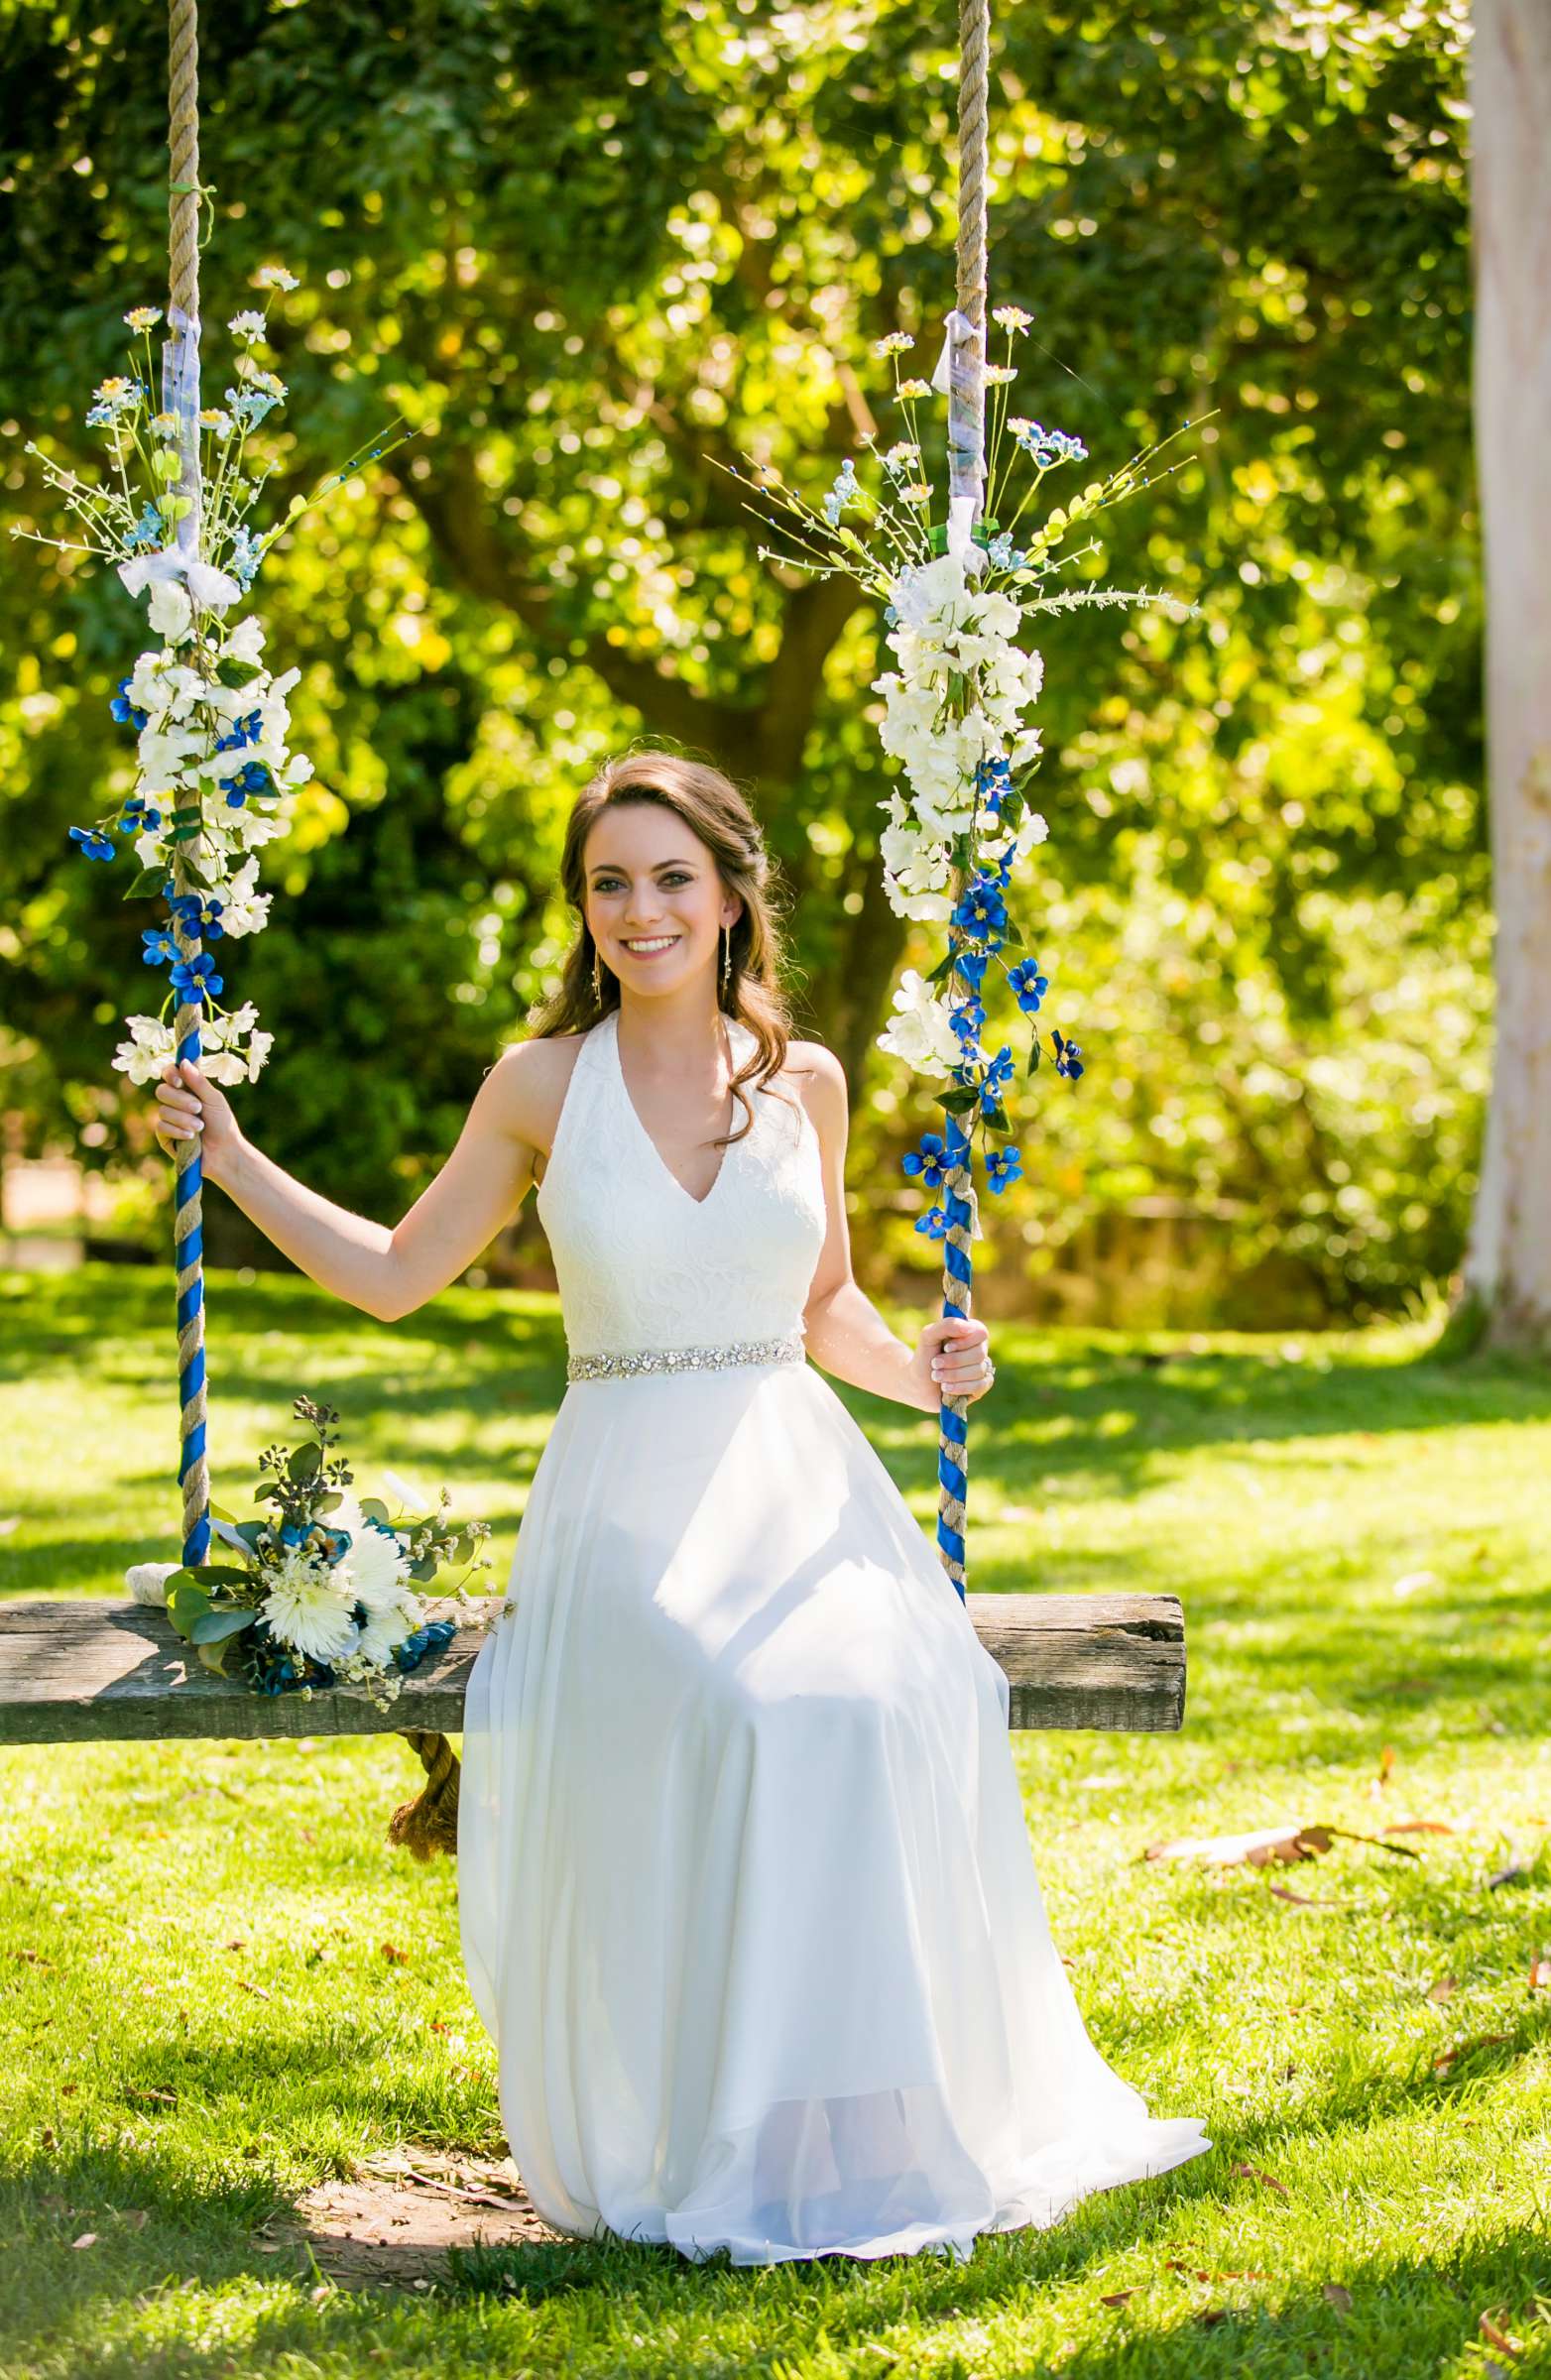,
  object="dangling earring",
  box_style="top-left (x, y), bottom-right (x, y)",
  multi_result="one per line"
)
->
top-left (721, 921), bottom-right (732, 996)
top-left (592, 938), bottom-right (603, 1005)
